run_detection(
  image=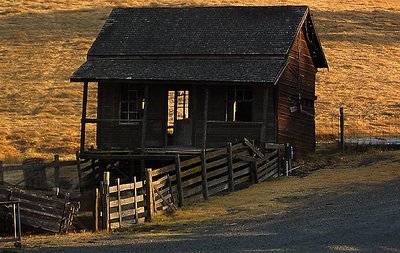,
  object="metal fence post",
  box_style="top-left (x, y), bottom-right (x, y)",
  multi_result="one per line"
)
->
top-left (340, 107), bottom-right (345, 152)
